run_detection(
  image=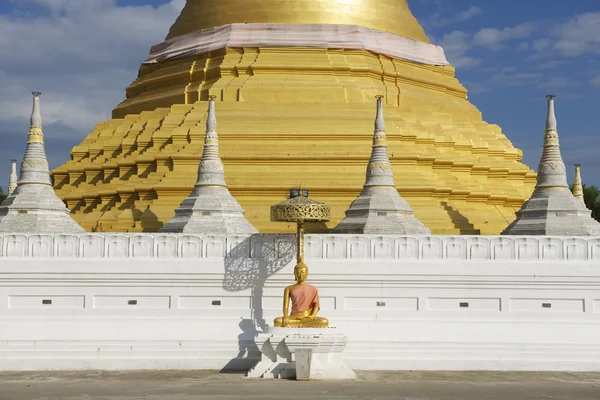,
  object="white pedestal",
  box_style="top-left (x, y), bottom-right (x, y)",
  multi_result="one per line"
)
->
top-left (247, 327), bottom-right (356, 380)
